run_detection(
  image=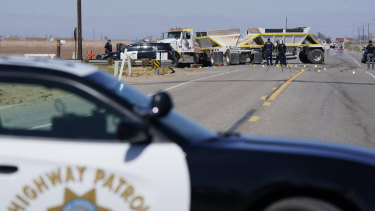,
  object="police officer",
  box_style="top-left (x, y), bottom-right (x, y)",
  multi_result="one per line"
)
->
top-left (277, 40), bottom-right (287, 66)
top-left (264, 38), bottom-right (275, 66)
top-left (105, 40), bottom-right (112, 53)
top-left (366, 40), bottom-right (374, 70)
top-left (275, 40), bottom-right (280, 65)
